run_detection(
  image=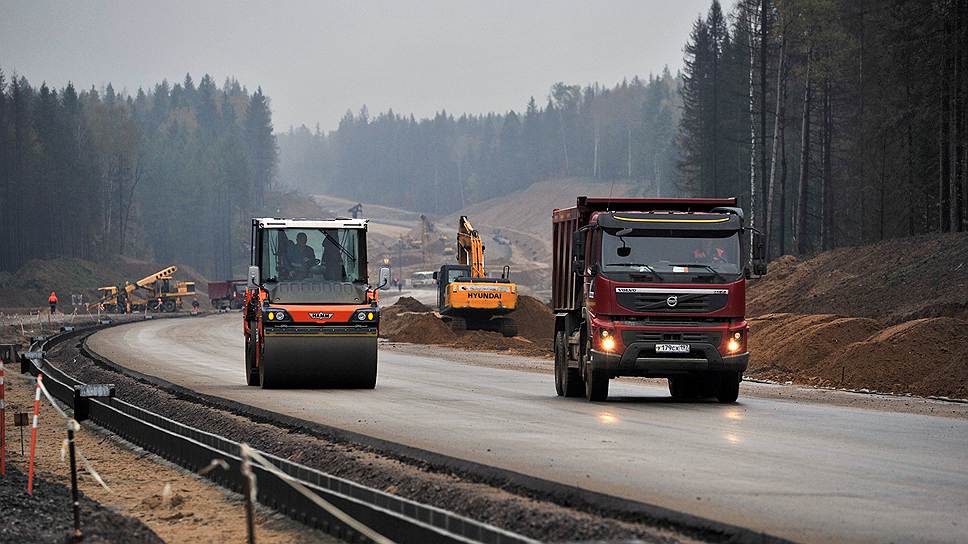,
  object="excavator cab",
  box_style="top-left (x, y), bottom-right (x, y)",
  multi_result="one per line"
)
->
top-left (435, 264), bottom-right (472, 311)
